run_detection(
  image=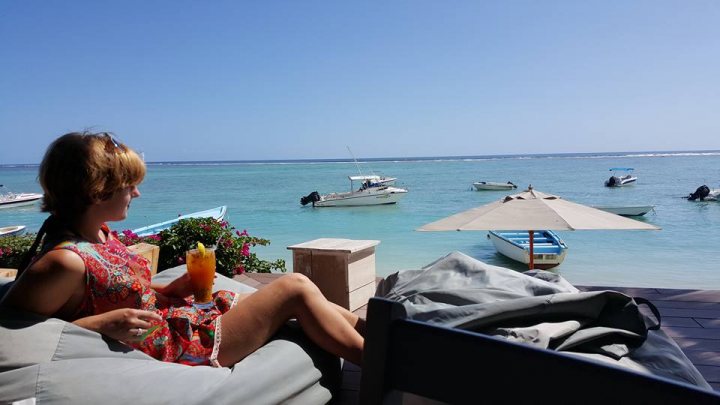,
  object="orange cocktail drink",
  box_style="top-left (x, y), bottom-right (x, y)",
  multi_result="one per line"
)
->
top-left (186, 245), bottom-right (216, 308)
